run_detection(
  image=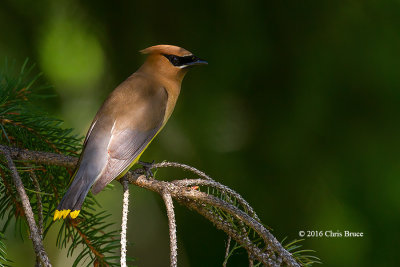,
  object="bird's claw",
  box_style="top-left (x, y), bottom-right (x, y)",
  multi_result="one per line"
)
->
top-left (138, 160), bottom-right (156, 178)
